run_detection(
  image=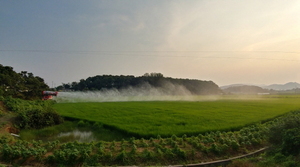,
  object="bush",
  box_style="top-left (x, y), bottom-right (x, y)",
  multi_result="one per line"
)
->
top-left (268, 111), bottom-right (300, 154)
top-left (265, 111), bottom-right (300, 166)
top-left (77, 120), bottom-right (85, 127)
top-left (282, 128), bottom-right (300, 155)
top-left (269, 111), bottom-right (300, 145)
top-left (3, 97), bottom-right (64, 129)
top-left (92, 122), bottom-right (103, 129)
top-left (15, 108), bottom-right (63, 129)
